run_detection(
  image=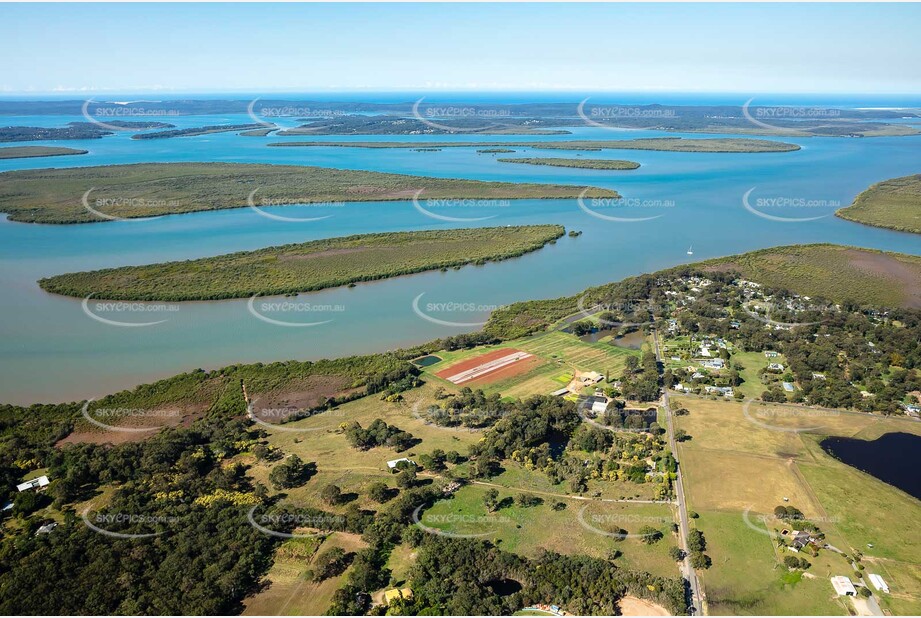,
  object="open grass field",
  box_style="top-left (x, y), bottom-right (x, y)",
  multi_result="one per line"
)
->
top-left (836, 174), bottom-right (921, 235)
top-left (497, 157), bottom-right (641, 170)
top-left (487, 459), bottom-right (661, 502)
top-left (420, 483), bottom-right (679, 578)
top-left (672, 396), bottom-right (921, 615)
top-left (695, 511), bottom-right (850, 616)
top-left (242, 532), bottom-right (367, 616)
top-left (865, 560), bottom-right (921, 615)
top-left (0, 145), bottom-right (87, 159)
top-left (40, 225), bottom-right (564, 301)
top-left (0, 162), bottom-right (615, 224)
top-left (252, 382), bottom-right (481, 509)
top-left (701, 244), bottom-right (921, 308)
top-left (731, 350), bottom-right (787, 399)
top-left (268, 137), bottom-right (802, 153)
top-left (421, 330), bottom-right (637, 398)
